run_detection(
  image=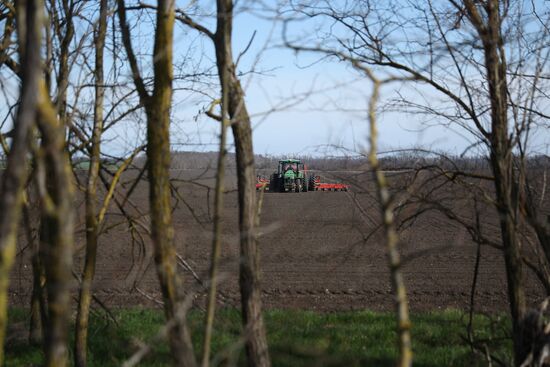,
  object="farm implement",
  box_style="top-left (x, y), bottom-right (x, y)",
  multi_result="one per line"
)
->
top-left (256, 159), bottom-right (349, 192)
top-left (308, 176), bottom-right (350, 191)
